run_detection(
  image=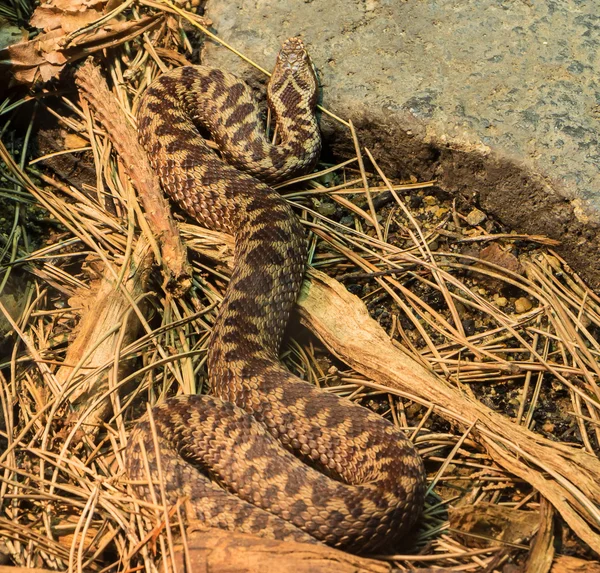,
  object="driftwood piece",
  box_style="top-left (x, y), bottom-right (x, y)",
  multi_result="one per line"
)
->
top-left (74, 58), bottom-right (191, 295)
top-left (168, 526), bottom-right (391, 573)
top-left (55, 238), bottom-right (153, 414)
